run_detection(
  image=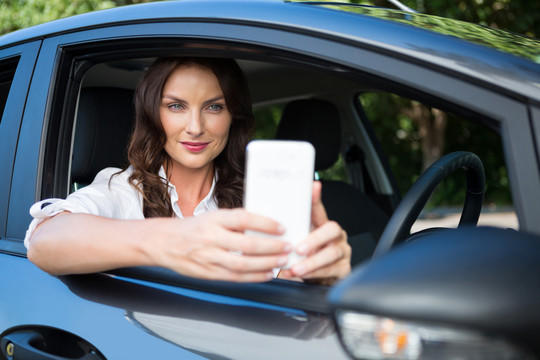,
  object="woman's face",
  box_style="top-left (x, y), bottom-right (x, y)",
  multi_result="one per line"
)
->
top-left (160, 64), bottom-right (232, 173)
